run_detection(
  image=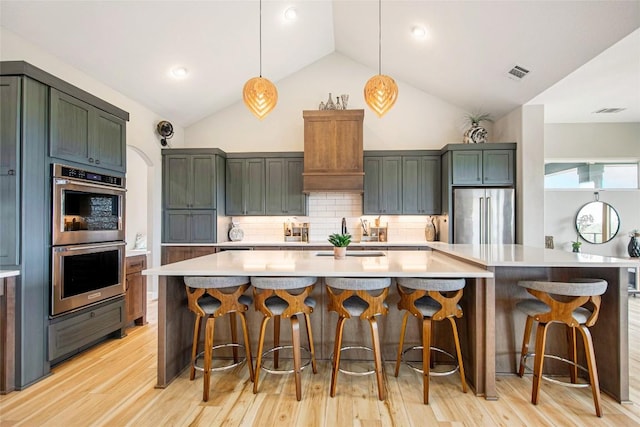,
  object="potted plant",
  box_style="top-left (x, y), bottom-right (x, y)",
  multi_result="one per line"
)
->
top-left (328, 233), bottom-right (352, 259)
top-left (571, 239), bottom-right (582, 253)
top-left (463, 112), bottom-right (492, 144)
